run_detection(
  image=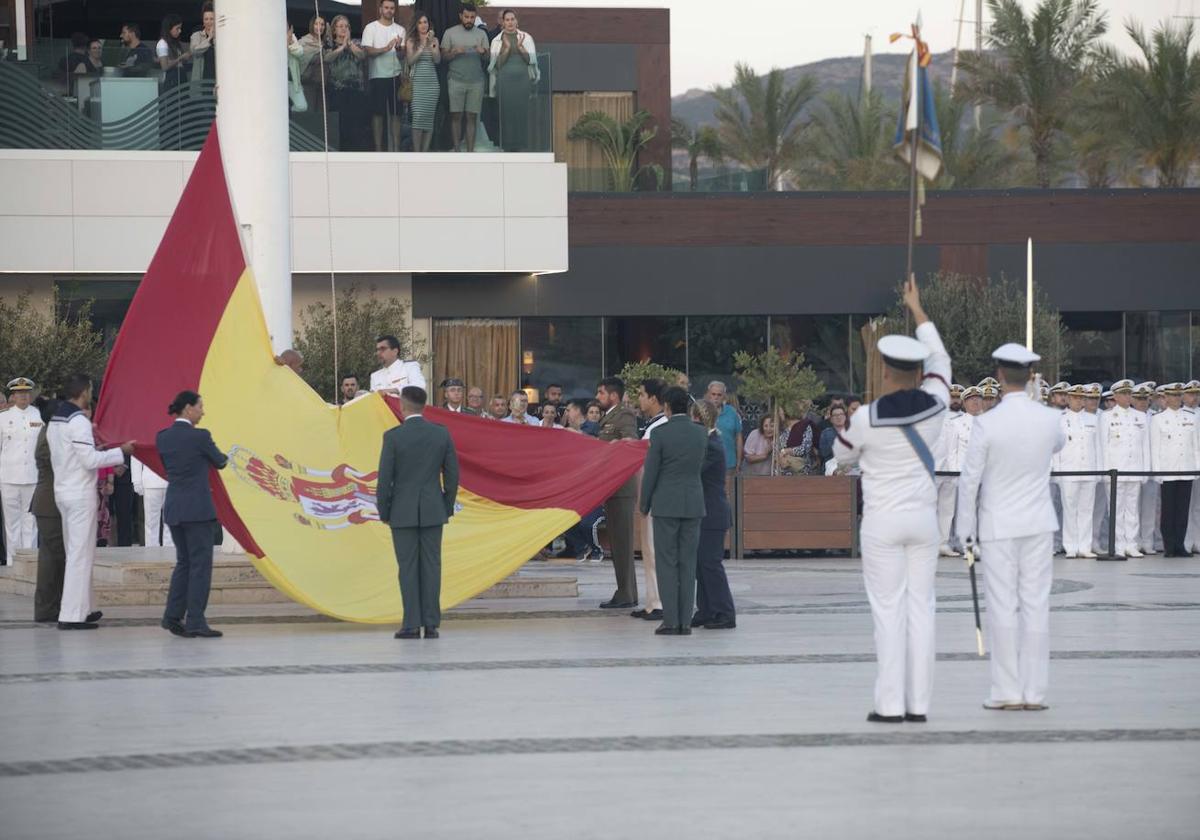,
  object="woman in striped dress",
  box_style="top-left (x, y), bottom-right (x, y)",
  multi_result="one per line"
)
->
top-left (405, 14), bottom-right (440, 152)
